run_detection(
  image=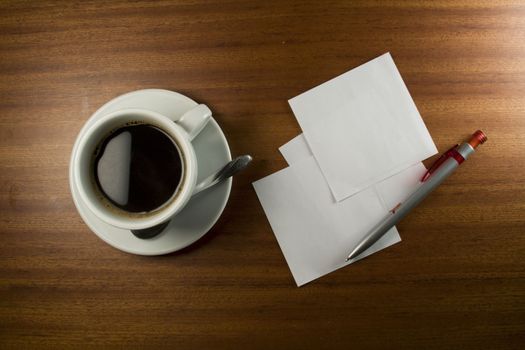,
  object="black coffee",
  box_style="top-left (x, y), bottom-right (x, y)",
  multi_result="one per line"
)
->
top-left (94, 124), bottom-right (183, 213)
